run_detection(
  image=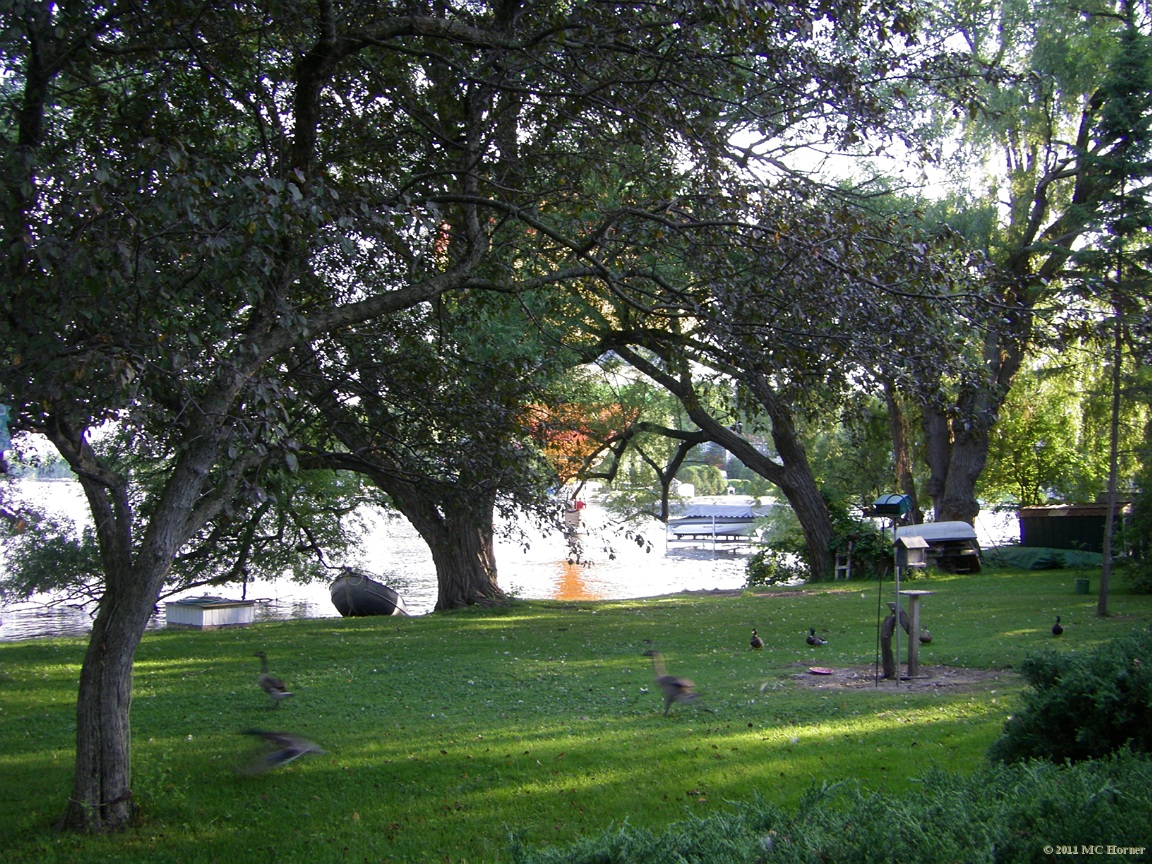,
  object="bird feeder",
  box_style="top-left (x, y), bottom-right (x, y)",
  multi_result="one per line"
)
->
top-left (895, 534), bottom-right (929, 570)
top-left (872, 493), bottom-right (912, 518)
top-left (888, 534), bottom-right (930, 682)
